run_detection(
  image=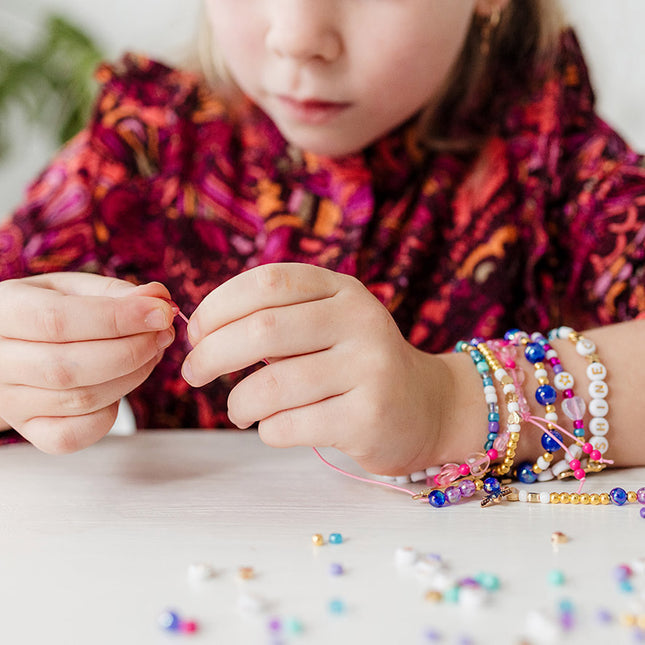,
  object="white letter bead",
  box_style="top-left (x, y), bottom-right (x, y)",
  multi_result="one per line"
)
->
top-left (553, 371), bottom-right (575, 390)
top-left (537, 456), bottom-right (551, 470)
top-left (589, 436), bottom-right (609, 454)
top-left (552, 459), bottom-right (570, 476)
top-left (576, 338), bottom-right (596, 355)
top-left (586, 361), bottom-right (607, 381)
top-left (539, 492), bottom-right (551, 504)
top-left (588, 380), bottom-right (608, 399)
top-left (589, 398), bottom-right (609, 417)
top-left (589, 417), bottom-right (609, 436)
